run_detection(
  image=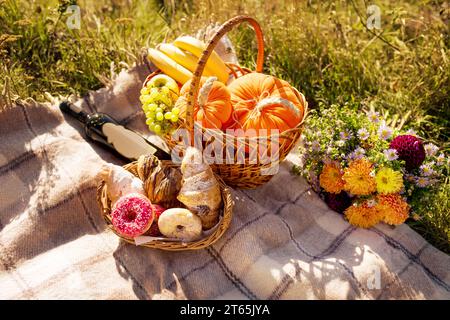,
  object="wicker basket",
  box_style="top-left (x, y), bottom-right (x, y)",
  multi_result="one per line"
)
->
top-left (145, 15), bottom-right (308, 189)
top-left (97, 160), bottom-right (234, 251)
